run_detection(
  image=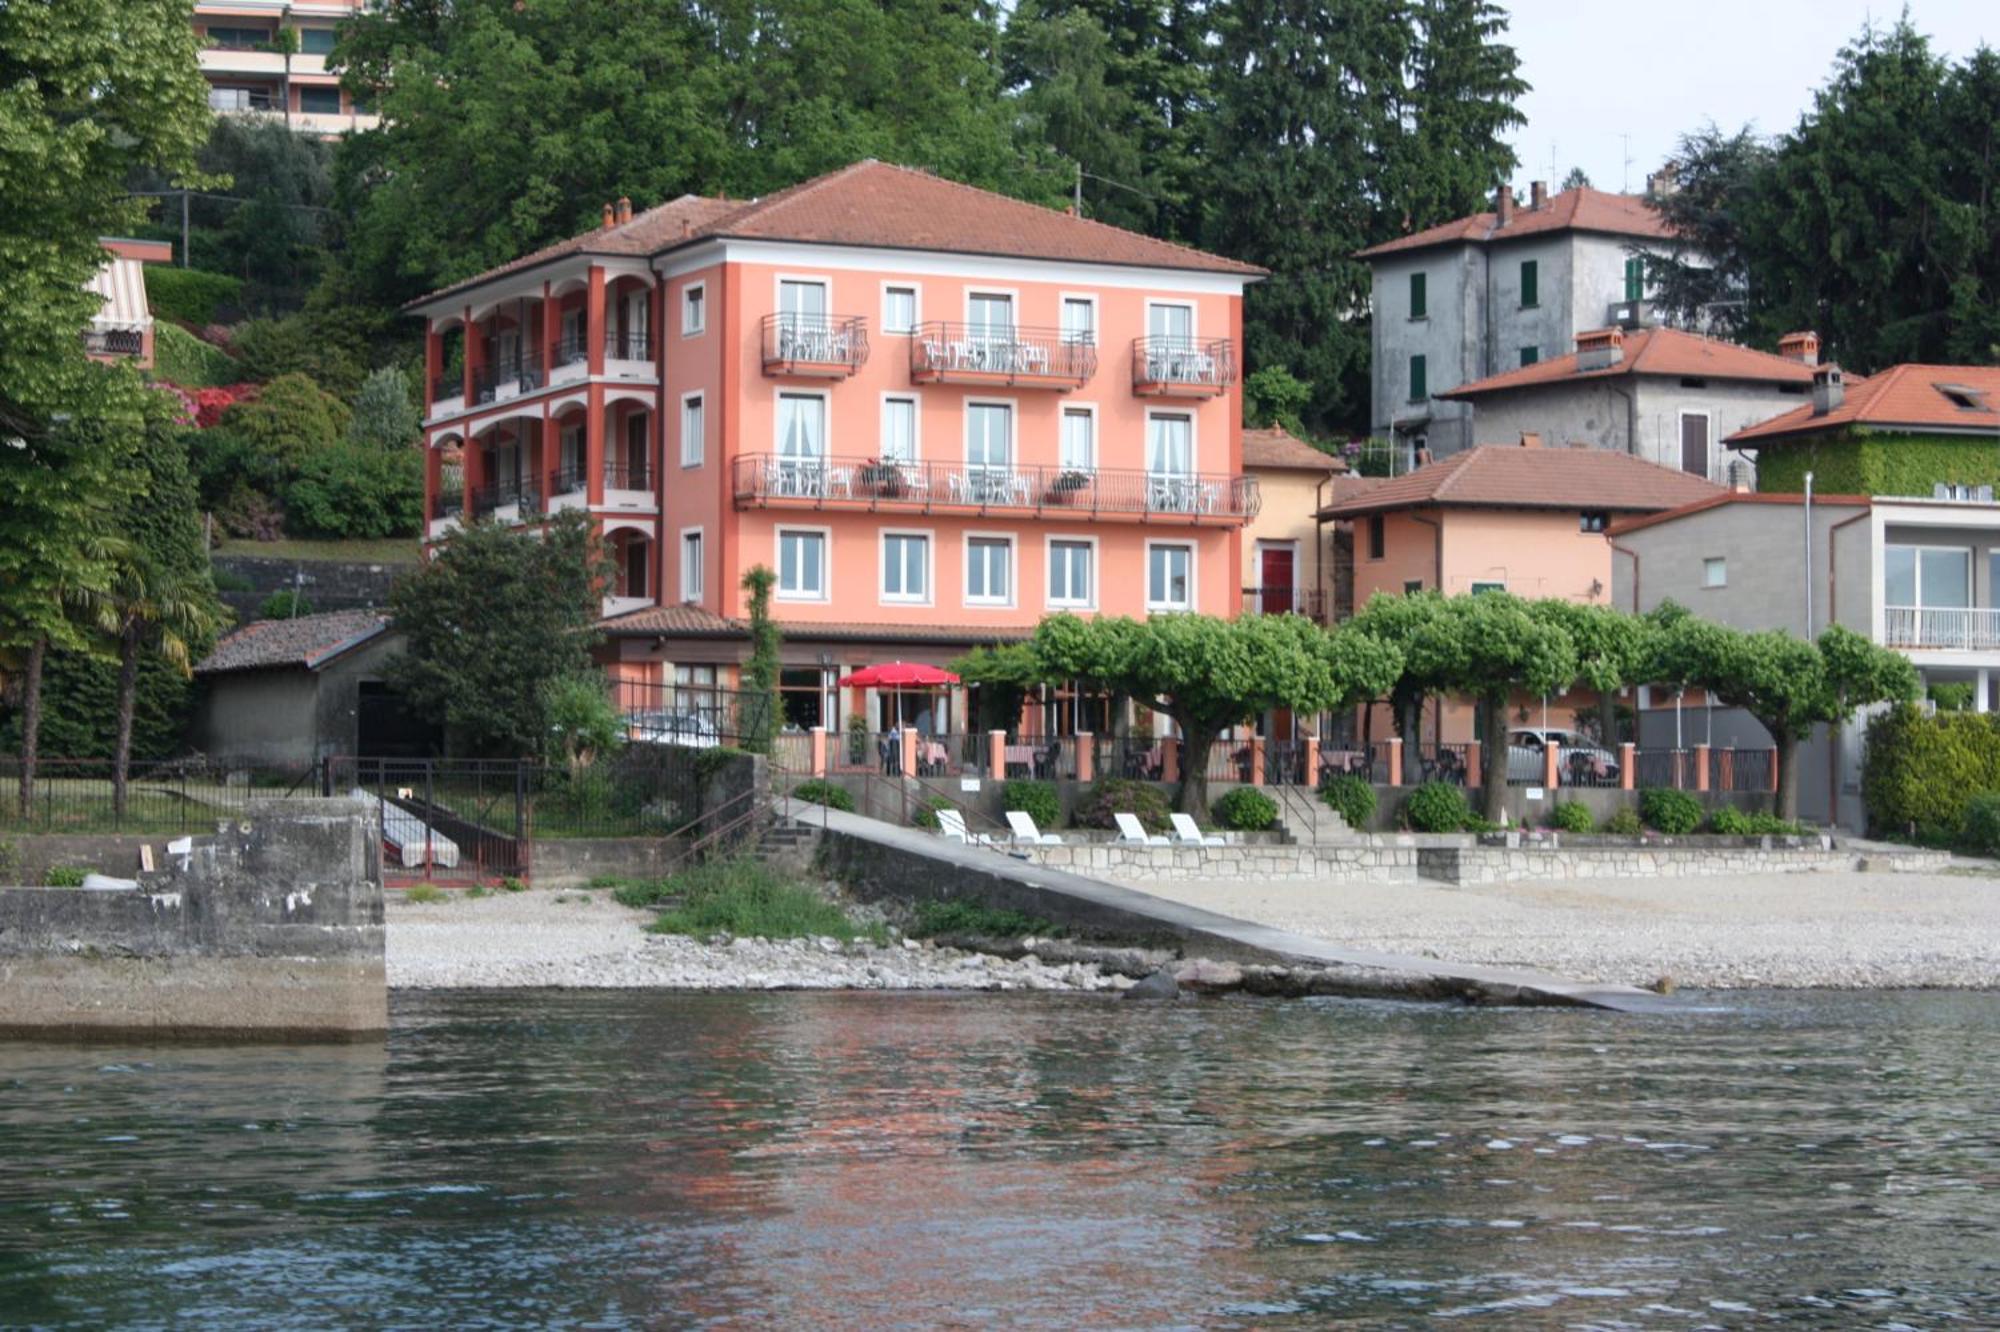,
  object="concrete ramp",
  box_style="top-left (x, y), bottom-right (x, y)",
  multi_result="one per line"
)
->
top-left (794, 801), bottom-right (1673, 1013)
